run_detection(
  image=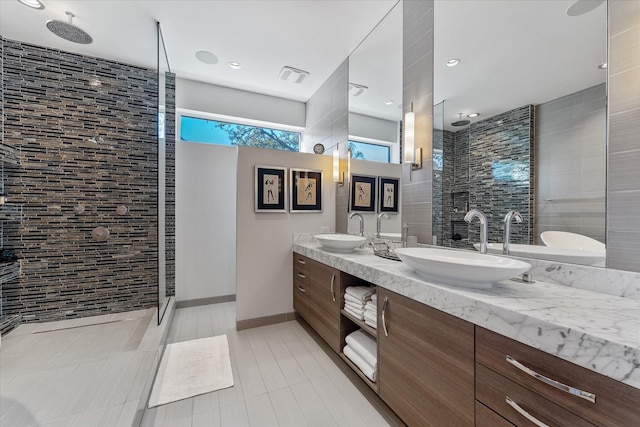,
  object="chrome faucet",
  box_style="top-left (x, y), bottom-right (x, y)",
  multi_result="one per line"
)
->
top-left (349, 212), bottom-right (364, 237)
top-left (376, 213), bottom-right (390, 238)
top-left (503, 210), bottom-right (523, 255)
top-left (464, 209), bottom-right (488, 254)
